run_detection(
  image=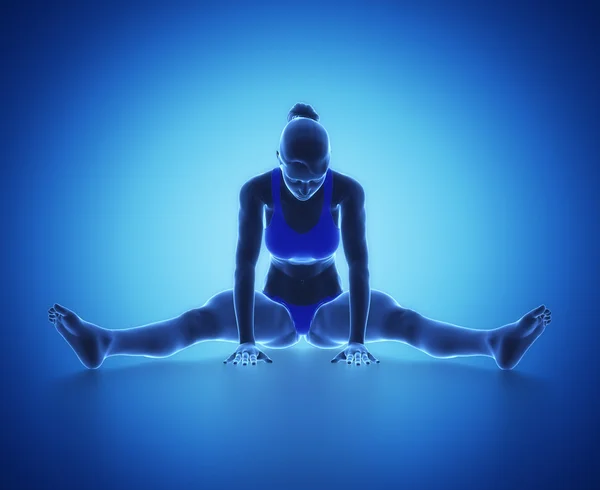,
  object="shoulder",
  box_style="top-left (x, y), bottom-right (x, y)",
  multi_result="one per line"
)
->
top-left (239, 169), bottom-right (273, 205)
top-left (331, 169), bottom-right (365, 205)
